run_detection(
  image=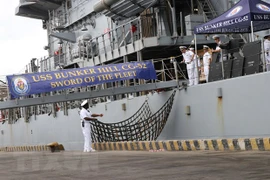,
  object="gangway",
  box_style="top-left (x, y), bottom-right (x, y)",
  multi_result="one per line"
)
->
top-left (0, 80), bottom-right (181, 110)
